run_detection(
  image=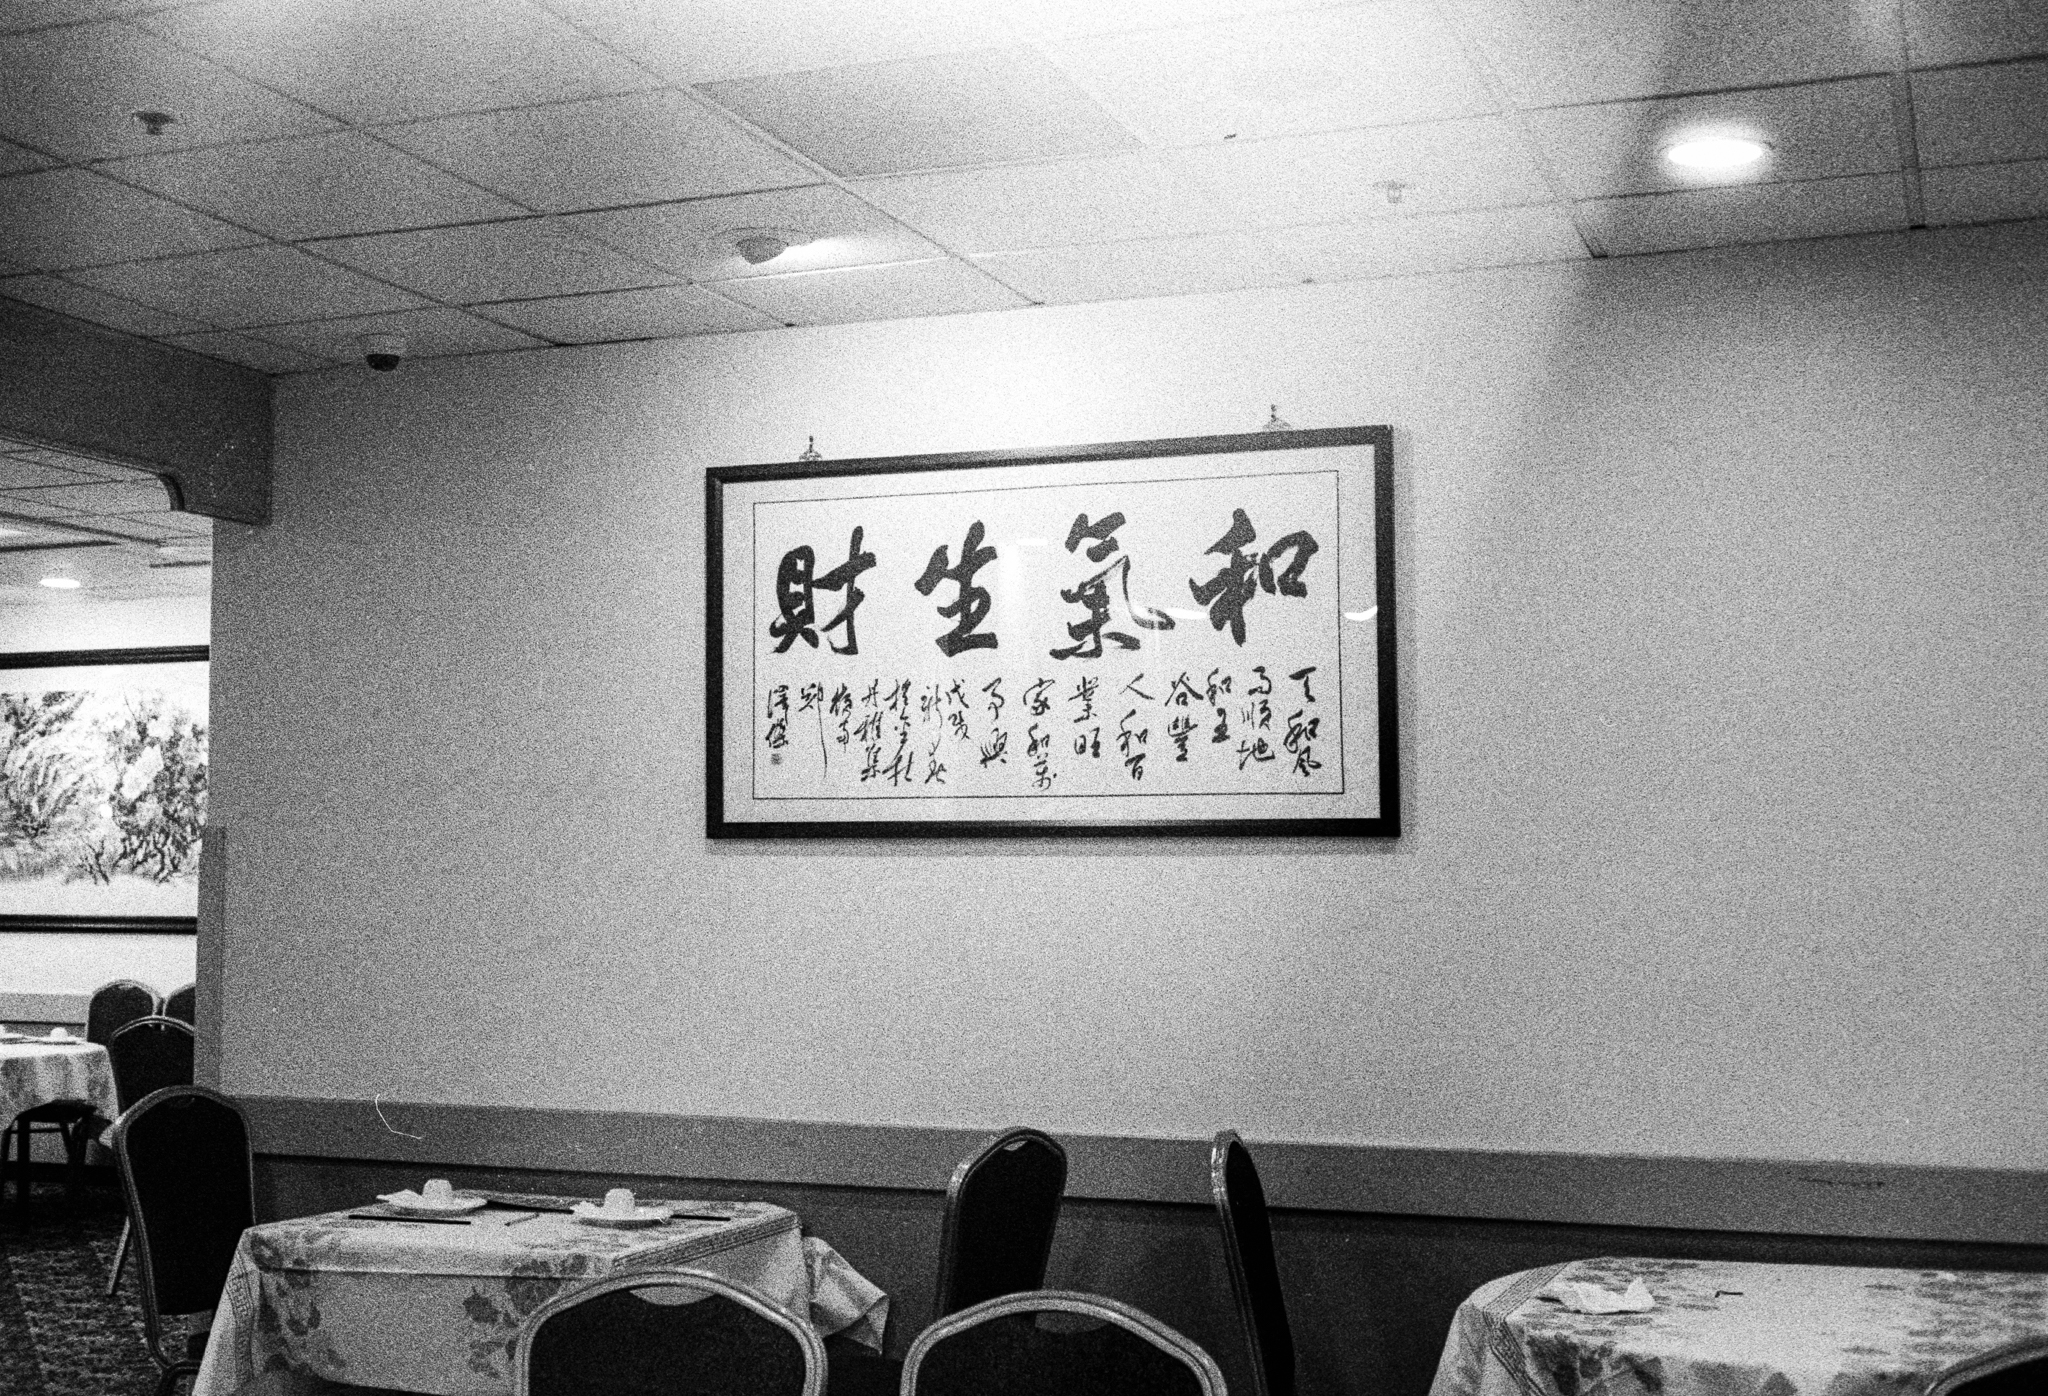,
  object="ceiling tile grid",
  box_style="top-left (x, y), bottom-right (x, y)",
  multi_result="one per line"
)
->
top-left (0, 0), bottom-right (2039, 375)
top-left (0, 435), bottom-right (212, 610)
